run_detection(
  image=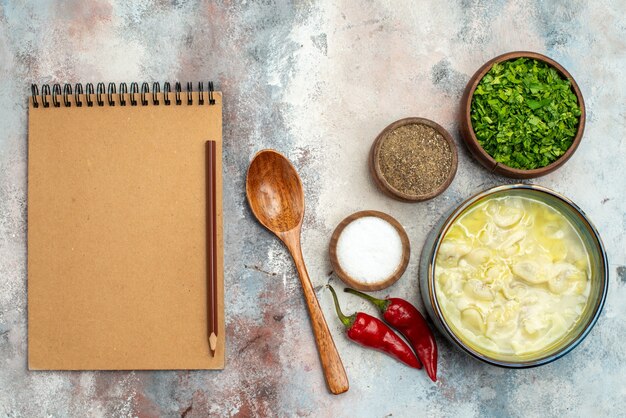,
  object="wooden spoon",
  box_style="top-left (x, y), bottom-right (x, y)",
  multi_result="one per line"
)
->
top-left (246, 149), bottom-right (349, 395)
